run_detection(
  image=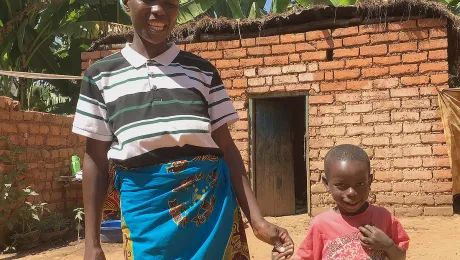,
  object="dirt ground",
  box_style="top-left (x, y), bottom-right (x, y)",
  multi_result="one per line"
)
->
top-left (2, 214), bottom-right (459, 260)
